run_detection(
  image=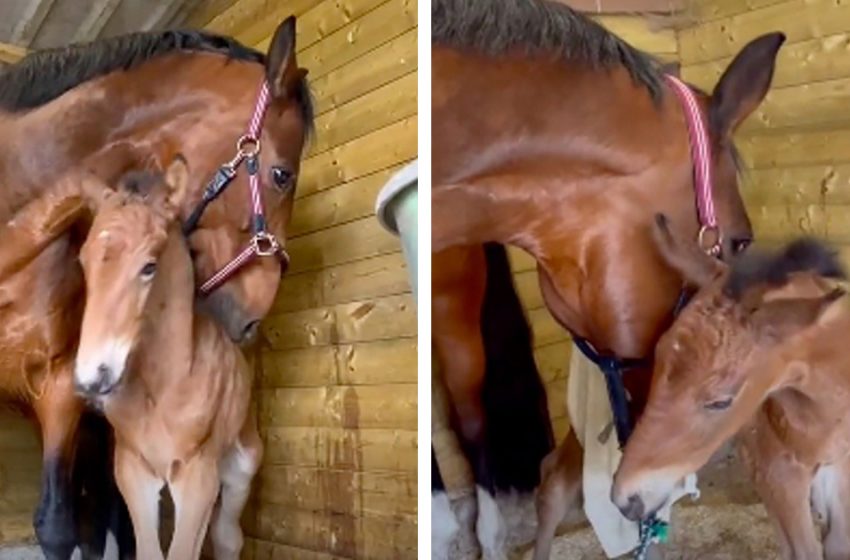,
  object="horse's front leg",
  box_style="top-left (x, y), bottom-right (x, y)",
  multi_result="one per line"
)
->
top-left (31, 357), bottom-right (85, 560)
